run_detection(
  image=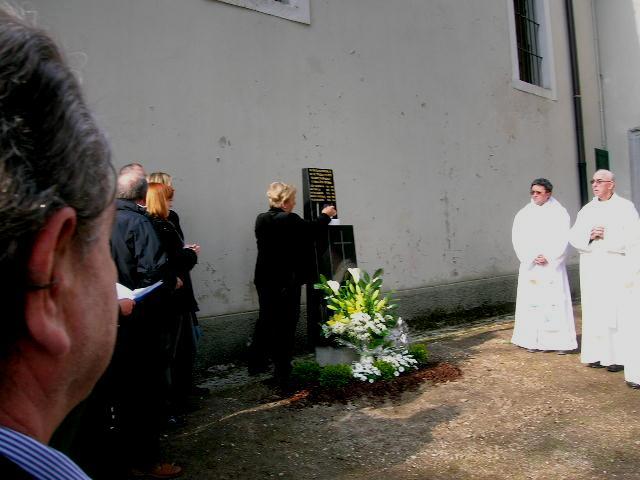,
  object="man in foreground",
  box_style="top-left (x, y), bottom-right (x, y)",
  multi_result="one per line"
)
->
top-left (0, 6), bottom-right (117, 478)
top-left (511, 178), bottom-right (577, 354)
top-left (569, 170), bottom-right (639, 372)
